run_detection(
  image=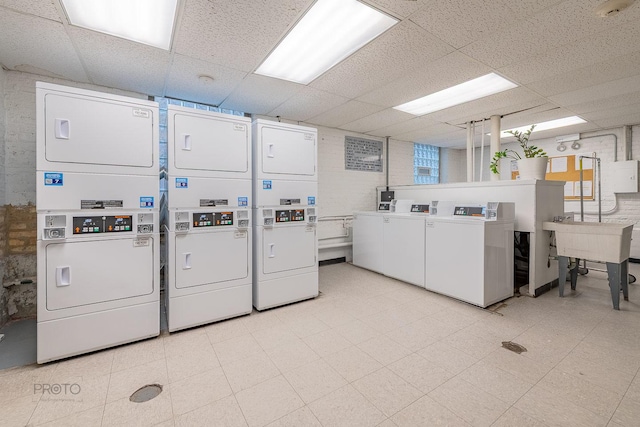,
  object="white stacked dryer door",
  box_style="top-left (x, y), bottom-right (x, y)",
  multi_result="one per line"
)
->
top-left (252, 119), bottom-right (318, 310)
top-left (167, 106), bottom-right (252, 332)
top-left (254, 207), bottom-right (318, 310)
top-left (383, 214), bottom-right (426, 287)
top-left (352, 212), bottom-right (384, 273)
top-left (36, 82), bottom-right (160, 363)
